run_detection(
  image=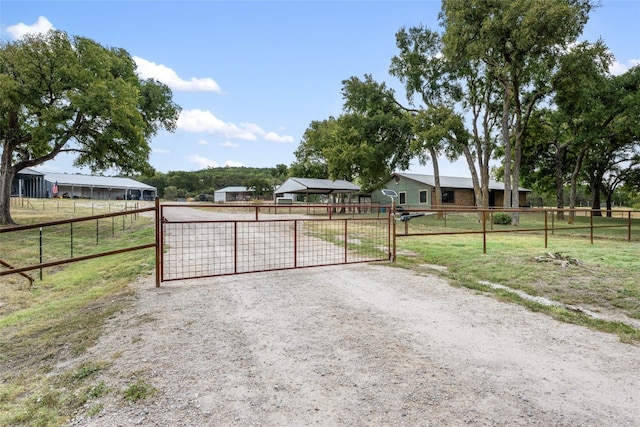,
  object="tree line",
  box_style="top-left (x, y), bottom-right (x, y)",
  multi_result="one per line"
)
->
top-left (135, 164), bottom-right (289, 199)
top-left (291, 0), bottom-right (640, 223)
